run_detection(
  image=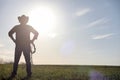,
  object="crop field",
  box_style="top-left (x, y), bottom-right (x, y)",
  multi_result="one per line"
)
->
top-left (0, 64), bottom-right (120, 80)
